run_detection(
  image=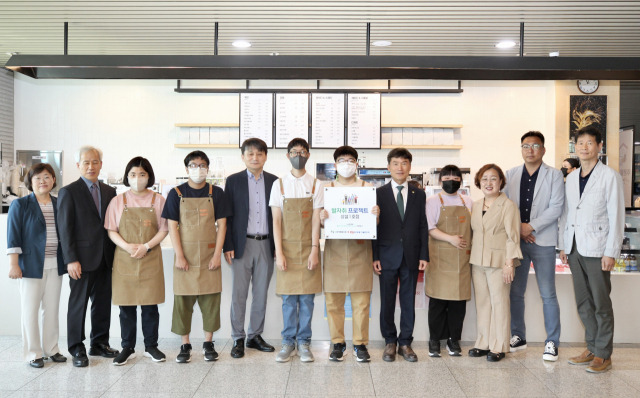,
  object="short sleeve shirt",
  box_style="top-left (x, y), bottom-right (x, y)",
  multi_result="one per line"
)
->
top-left (161, 182), bottom-right (231, 222)
top-left (105, 190), bottom-right (169, 232)
top-left (426, 193), bottom-right (472, 231)
top-left (268, 172), bottom-right (324, 210)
